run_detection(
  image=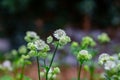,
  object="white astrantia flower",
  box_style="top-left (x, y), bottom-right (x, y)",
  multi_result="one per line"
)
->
top-left (53, 29), bottom-right (66, 39)
top-left (77, 50), bottom-right (92, 62)
top-left (27, 31), bottom-right (38, 38)
top-left (2, 60), bottom-right (12, 71)
top-left (98, 53), bottom-right (110, 65)
top-left (25, 31), bottom-right (40, 42)
top-left (104, 60), bottom-right (116, 70)
top-left (34, 39), bottom-right (47, 50)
